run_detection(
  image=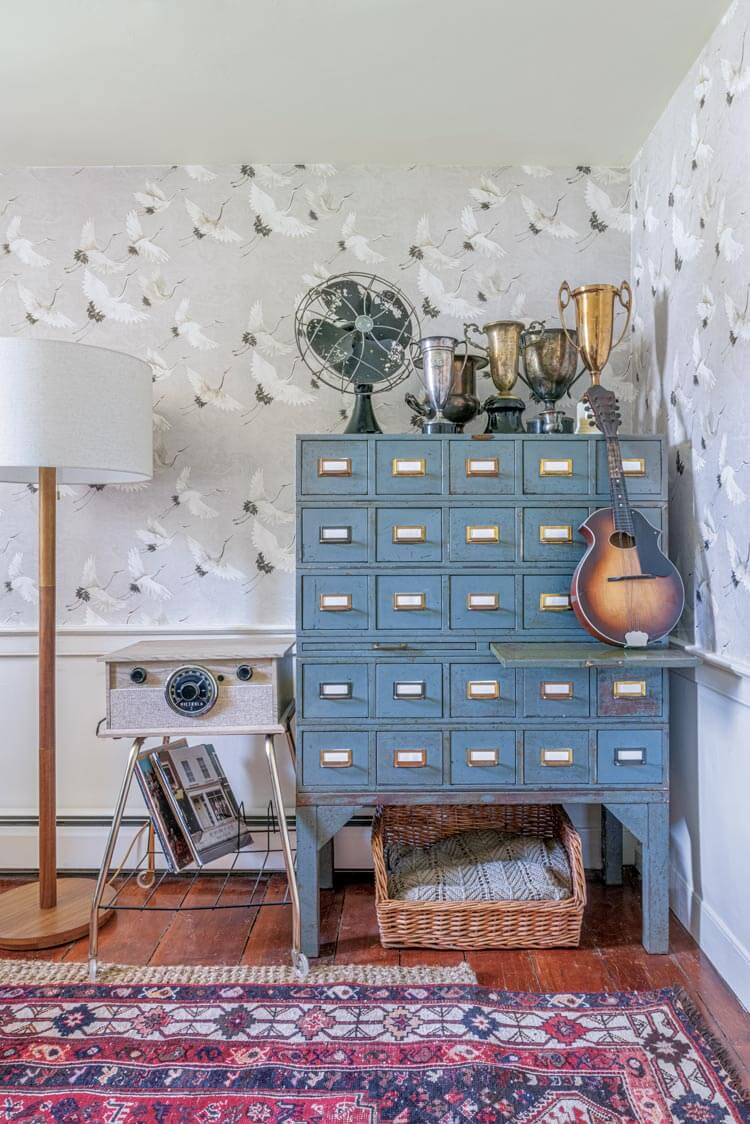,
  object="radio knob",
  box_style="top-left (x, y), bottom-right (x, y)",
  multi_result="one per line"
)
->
top-left (236, 664), bottom-right (254, 681)
top-left (130, 667), bottom-right (148, 685)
